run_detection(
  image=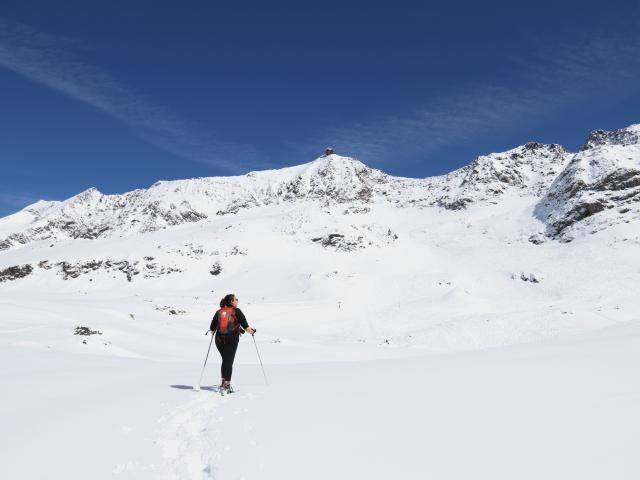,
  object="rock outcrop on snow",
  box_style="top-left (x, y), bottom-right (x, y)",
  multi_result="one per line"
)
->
top-left (0, 186), bottom-right (209, 251)
top-left (581, 125), bottom-right (640, 150)
top-left (535, 124), bottom-right (640, 241)
top-left (430, 142), bottom-right (572, 210)
top-left (0, 257), bottom-right (184, 283)
top-left (0, 264), bottom-right (33, 282)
